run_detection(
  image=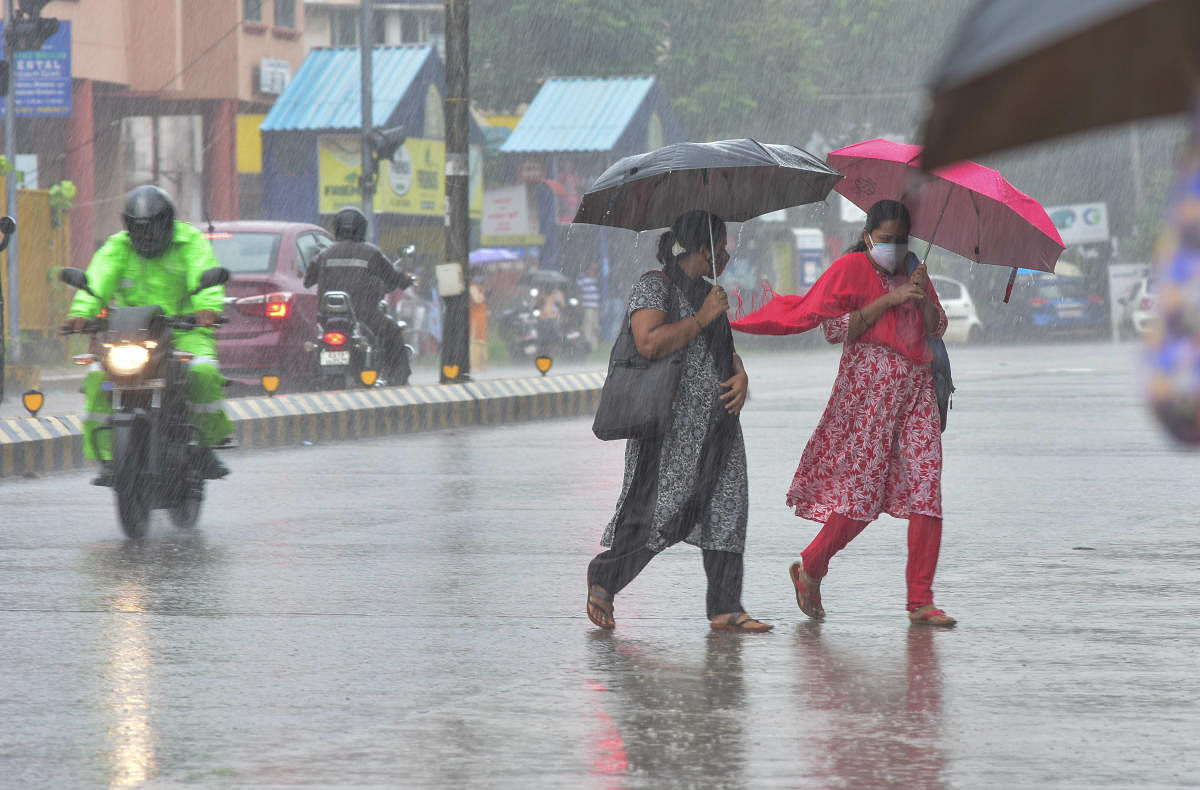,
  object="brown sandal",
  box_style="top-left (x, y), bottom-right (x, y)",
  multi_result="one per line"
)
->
top-left (587, 584), bottom-right (615, 629)
top-left (710, 612), bottom-right (773, 632)
top-left (908, 604), bottom-right (956, 627)
top-left (789, 561), bottom-right (825, 620)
